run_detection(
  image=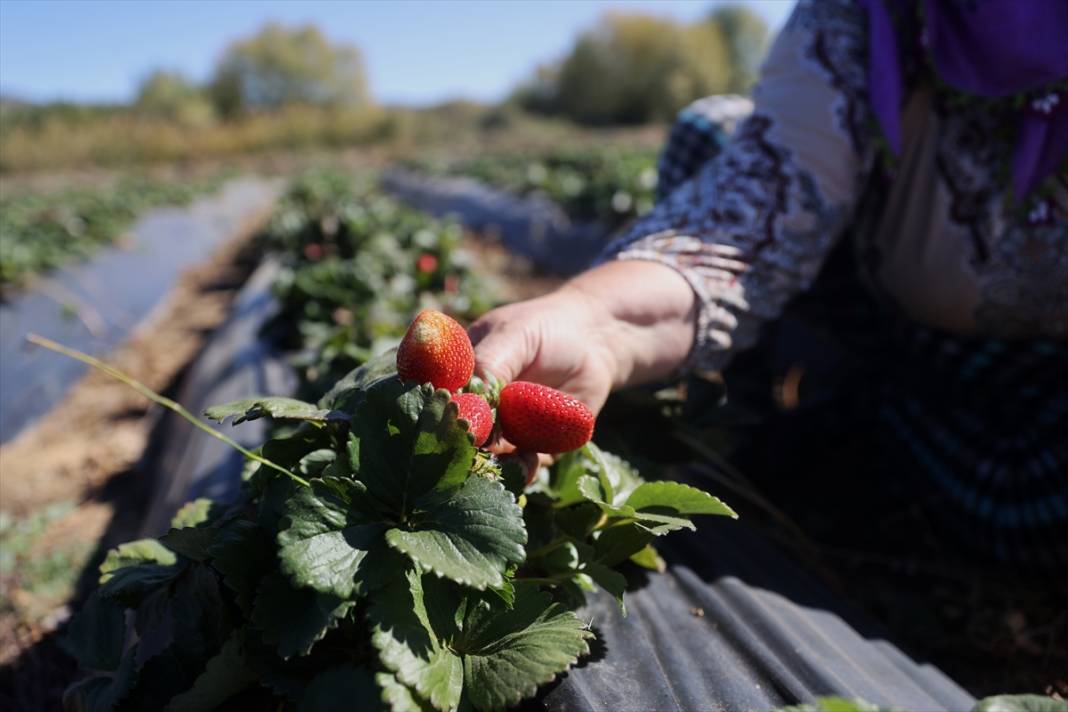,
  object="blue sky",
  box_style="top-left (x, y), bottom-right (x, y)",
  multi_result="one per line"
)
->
top-left (0, 1), bottom-right (794, 106)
